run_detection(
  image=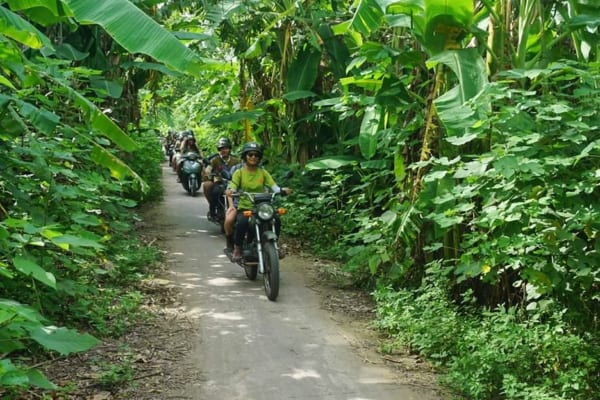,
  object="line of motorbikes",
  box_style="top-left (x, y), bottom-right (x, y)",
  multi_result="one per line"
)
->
top-left (163, 131), bottom-right (291, 301)
top-left (166, 130), bottom-right (203, 197)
